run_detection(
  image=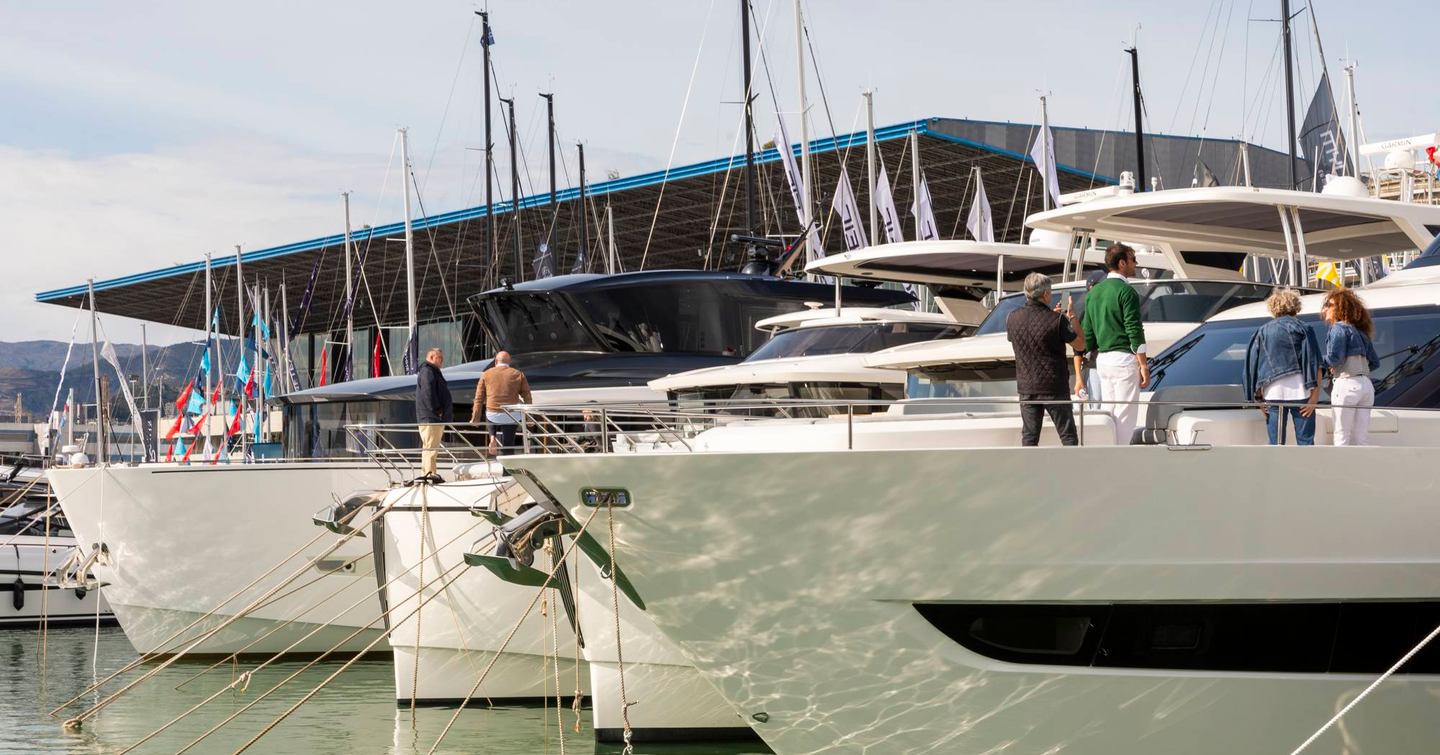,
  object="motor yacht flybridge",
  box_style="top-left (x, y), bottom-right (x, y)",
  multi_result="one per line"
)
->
top-left (44, 271), bottom-right (908, 659)
top-left (487, 188), bottom-right (1440, 754)
top-left (651, 306), bottom-right (969, 412)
